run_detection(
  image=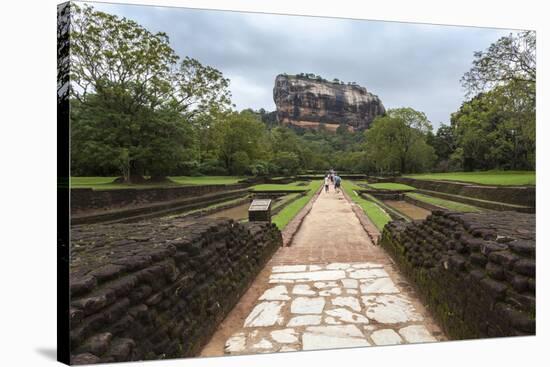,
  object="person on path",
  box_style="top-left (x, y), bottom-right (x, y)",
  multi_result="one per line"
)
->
top-left (334, 174), bottom-right (342, 193)
top-left (324, 175), bottom-right (330, 193)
